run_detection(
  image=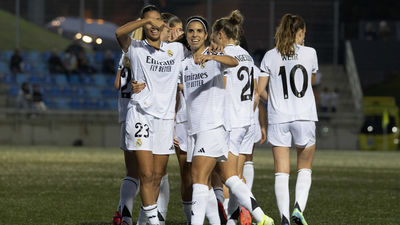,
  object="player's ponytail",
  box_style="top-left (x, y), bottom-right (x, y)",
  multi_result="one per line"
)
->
top-left (212, 9), bottom-right (244, 43)
top-left (275, 13), bottom-right (305, 57)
